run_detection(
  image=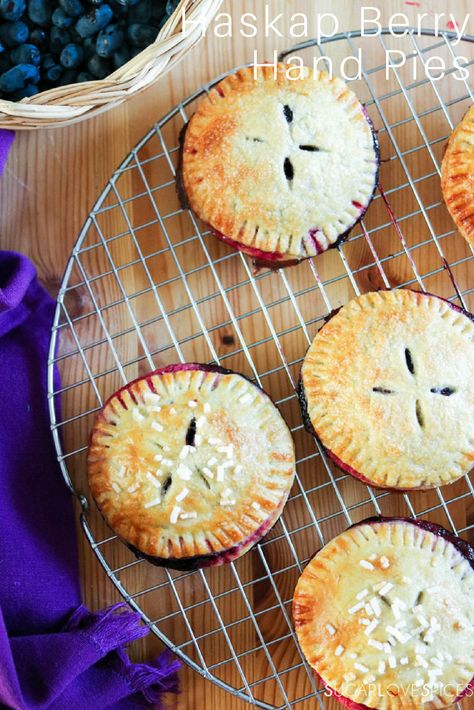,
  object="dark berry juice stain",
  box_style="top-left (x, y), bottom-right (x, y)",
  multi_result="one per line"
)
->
top-left (415, 400), bottom-right (424, 428)
top-left (405, 348), bottom-right (415, 375)
top-left (284, 157), bottom-right (294, 182)
top-left (162, 475), bottom-right (172, 496)
top-left (372, 387), bottom-right (394, 394)
top-left (299, 145), bottom-right (320, 152)
top-left (430, 386), bottom-right (456, 396)
top-left (185, 417), bottom-right (197, 447)
top-left (283, 104), bottom-right (293, 124)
